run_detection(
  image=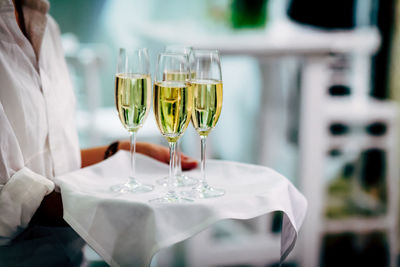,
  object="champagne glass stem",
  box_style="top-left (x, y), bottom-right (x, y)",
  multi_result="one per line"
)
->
top-left (180, 133), bottom-right (223, 198)
top-left (168, 141), bottom-right (177, 195)
top-left (176, 141), bottom-right (182, 176)
top-left (129, 131), bottom-right (138, 185)
top-left (200, 135), bottom-right (207, 186)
